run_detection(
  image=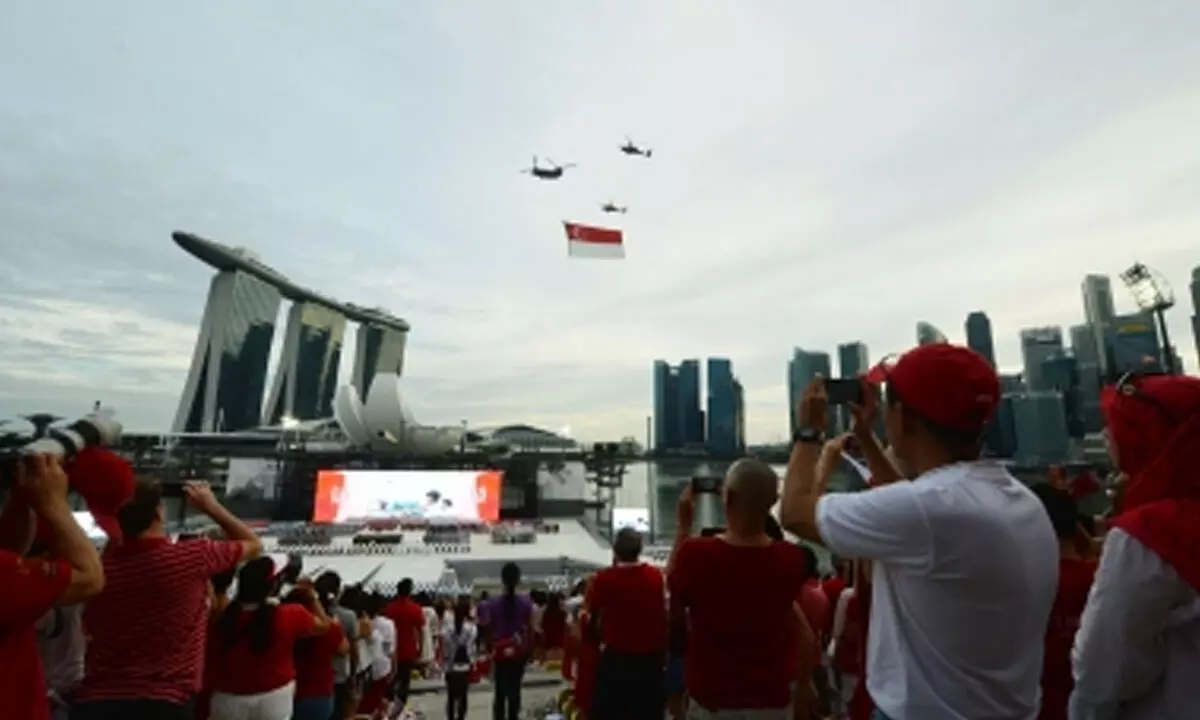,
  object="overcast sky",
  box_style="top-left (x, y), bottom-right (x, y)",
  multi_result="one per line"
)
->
top-left (2, 1), bottom-right (1199, 443)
